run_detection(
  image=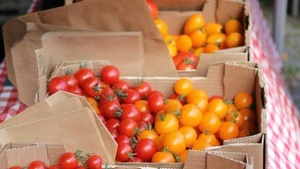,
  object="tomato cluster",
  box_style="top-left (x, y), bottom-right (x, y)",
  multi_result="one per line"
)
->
top-left (9, 150), bottom-right (103, 169)
top-left (48, 65), bottom-right (258, 164)
top-left (149, 0), bottom-right (245, 71)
